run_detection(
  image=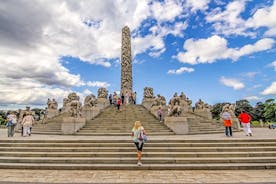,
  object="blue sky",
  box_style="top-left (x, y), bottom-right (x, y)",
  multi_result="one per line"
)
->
top-left (0, 0), bottom-right (276, 110)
